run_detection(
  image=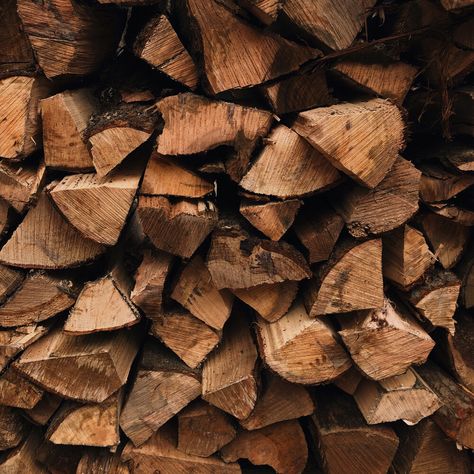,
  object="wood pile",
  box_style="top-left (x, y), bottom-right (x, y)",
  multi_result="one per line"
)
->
top-left (0, 0), bottom-right (473, 472)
